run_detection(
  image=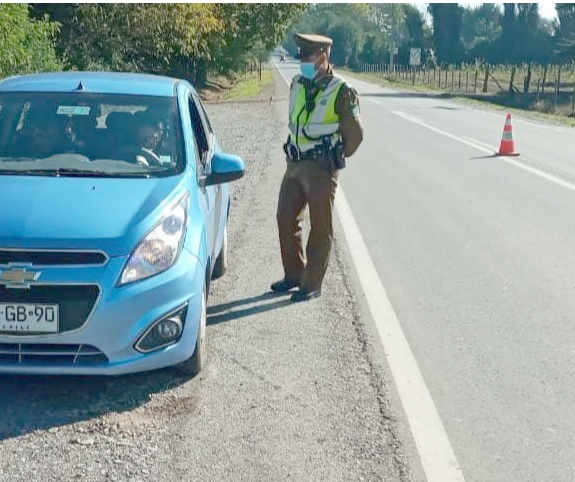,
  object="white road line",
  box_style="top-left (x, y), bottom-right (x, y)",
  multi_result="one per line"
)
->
top-left (275, 64), bottom-right (466, 482)
top-left (393, 110), bottom-right (575, 194)
top-left (335, 190), bottom-right (466, 482)
top-left (393, 110), bottom-right (494, 154)
top-left (460, 136), bottom-right (493, 150)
